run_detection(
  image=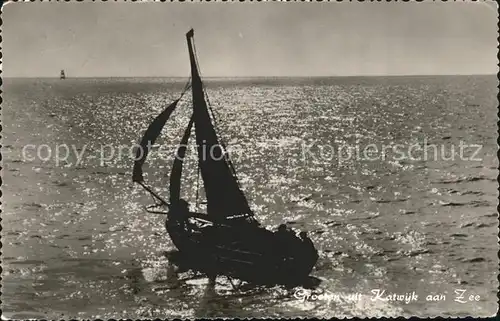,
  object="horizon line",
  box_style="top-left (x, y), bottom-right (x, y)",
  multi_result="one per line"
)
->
top-left (3, 73), bottom-right (497, 79)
